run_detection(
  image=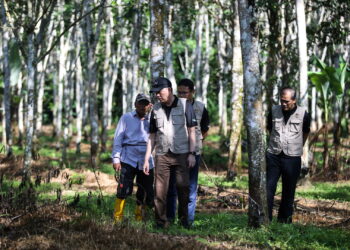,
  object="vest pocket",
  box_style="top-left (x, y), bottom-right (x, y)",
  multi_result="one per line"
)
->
top-left (289, 118), bottom-right (302, 133)
top-left (172, 114), bottom-right (185, 125)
